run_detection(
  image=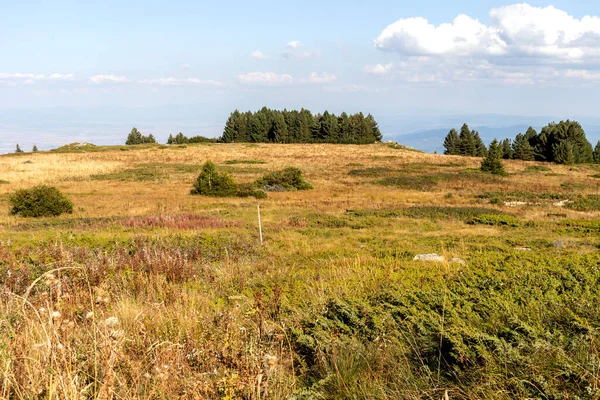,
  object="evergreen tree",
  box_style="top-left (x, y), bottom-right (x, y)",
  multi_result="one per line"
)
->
top-left (474, 131), bottom-right (487, 157)
top-left (268, 112), bottom-right (288, 143)
top-left (501, 139), bottom-right (513, 159)
top-left (126, 128), bottom-right (143, 145)
top-left (443, 129), bottom-right (460, 155)
top-left (15, 144), bottom-right (23, 153)
top-left (144, 134), bottom-right (157, 144)
top-left (481, 139), bottom-right (506, 175)
top-left (366, 114), bottom-right (382, 142)
top-left (512, 133), bottom-right (535, 161)
top-left (167, 134), bottom-right (175, 144)
top-left (32, 145), bottom-right (38, 152)
top-left (539, 120), bottom-right (593, 164)
top-left (459, 123), bottom-right (476, 156)
top-left (594, 141), bottom-right (600, 164)
top-left (553, 141), bottom-right (575, 165)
